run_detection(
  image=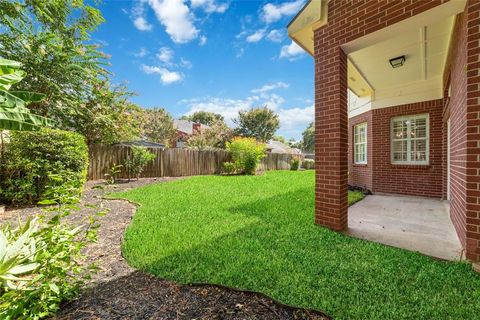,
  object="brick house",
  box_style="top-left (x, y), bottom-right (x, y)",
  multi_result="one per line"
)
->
top-left (171, 120), bottom-right (210, 148)
top-left (288, 0), bottom-right (480, 262)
